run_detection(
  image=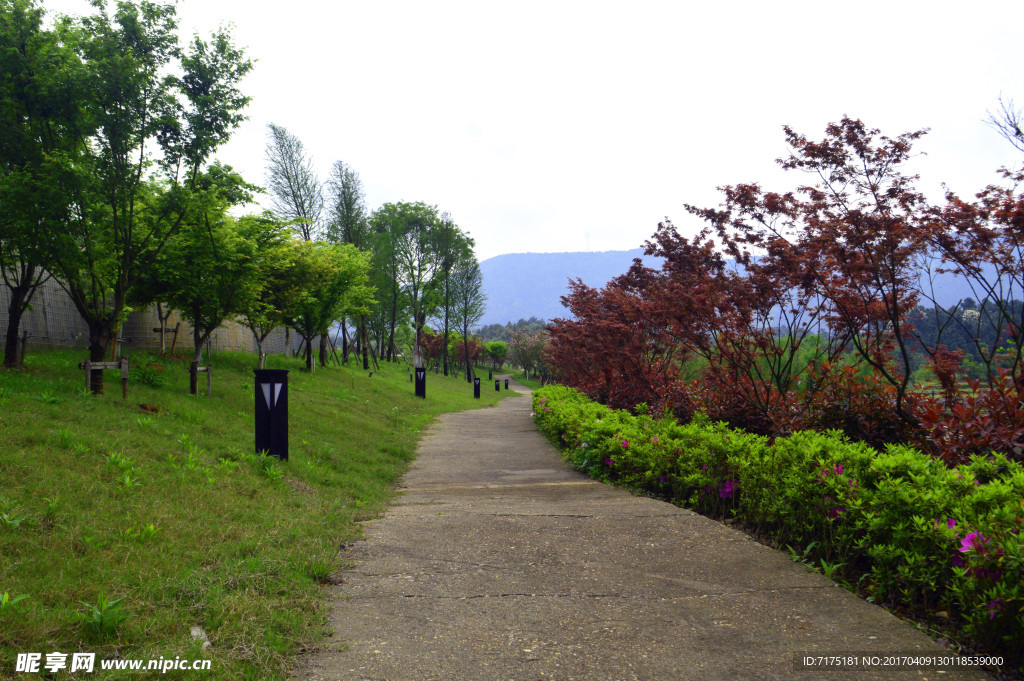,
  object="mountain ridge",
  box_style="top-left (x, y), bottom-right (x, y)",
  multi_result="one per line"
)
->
top-left (478, 248), bottom-right (661, 326)
top-left (478, 248), bottom-right (983, 328)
